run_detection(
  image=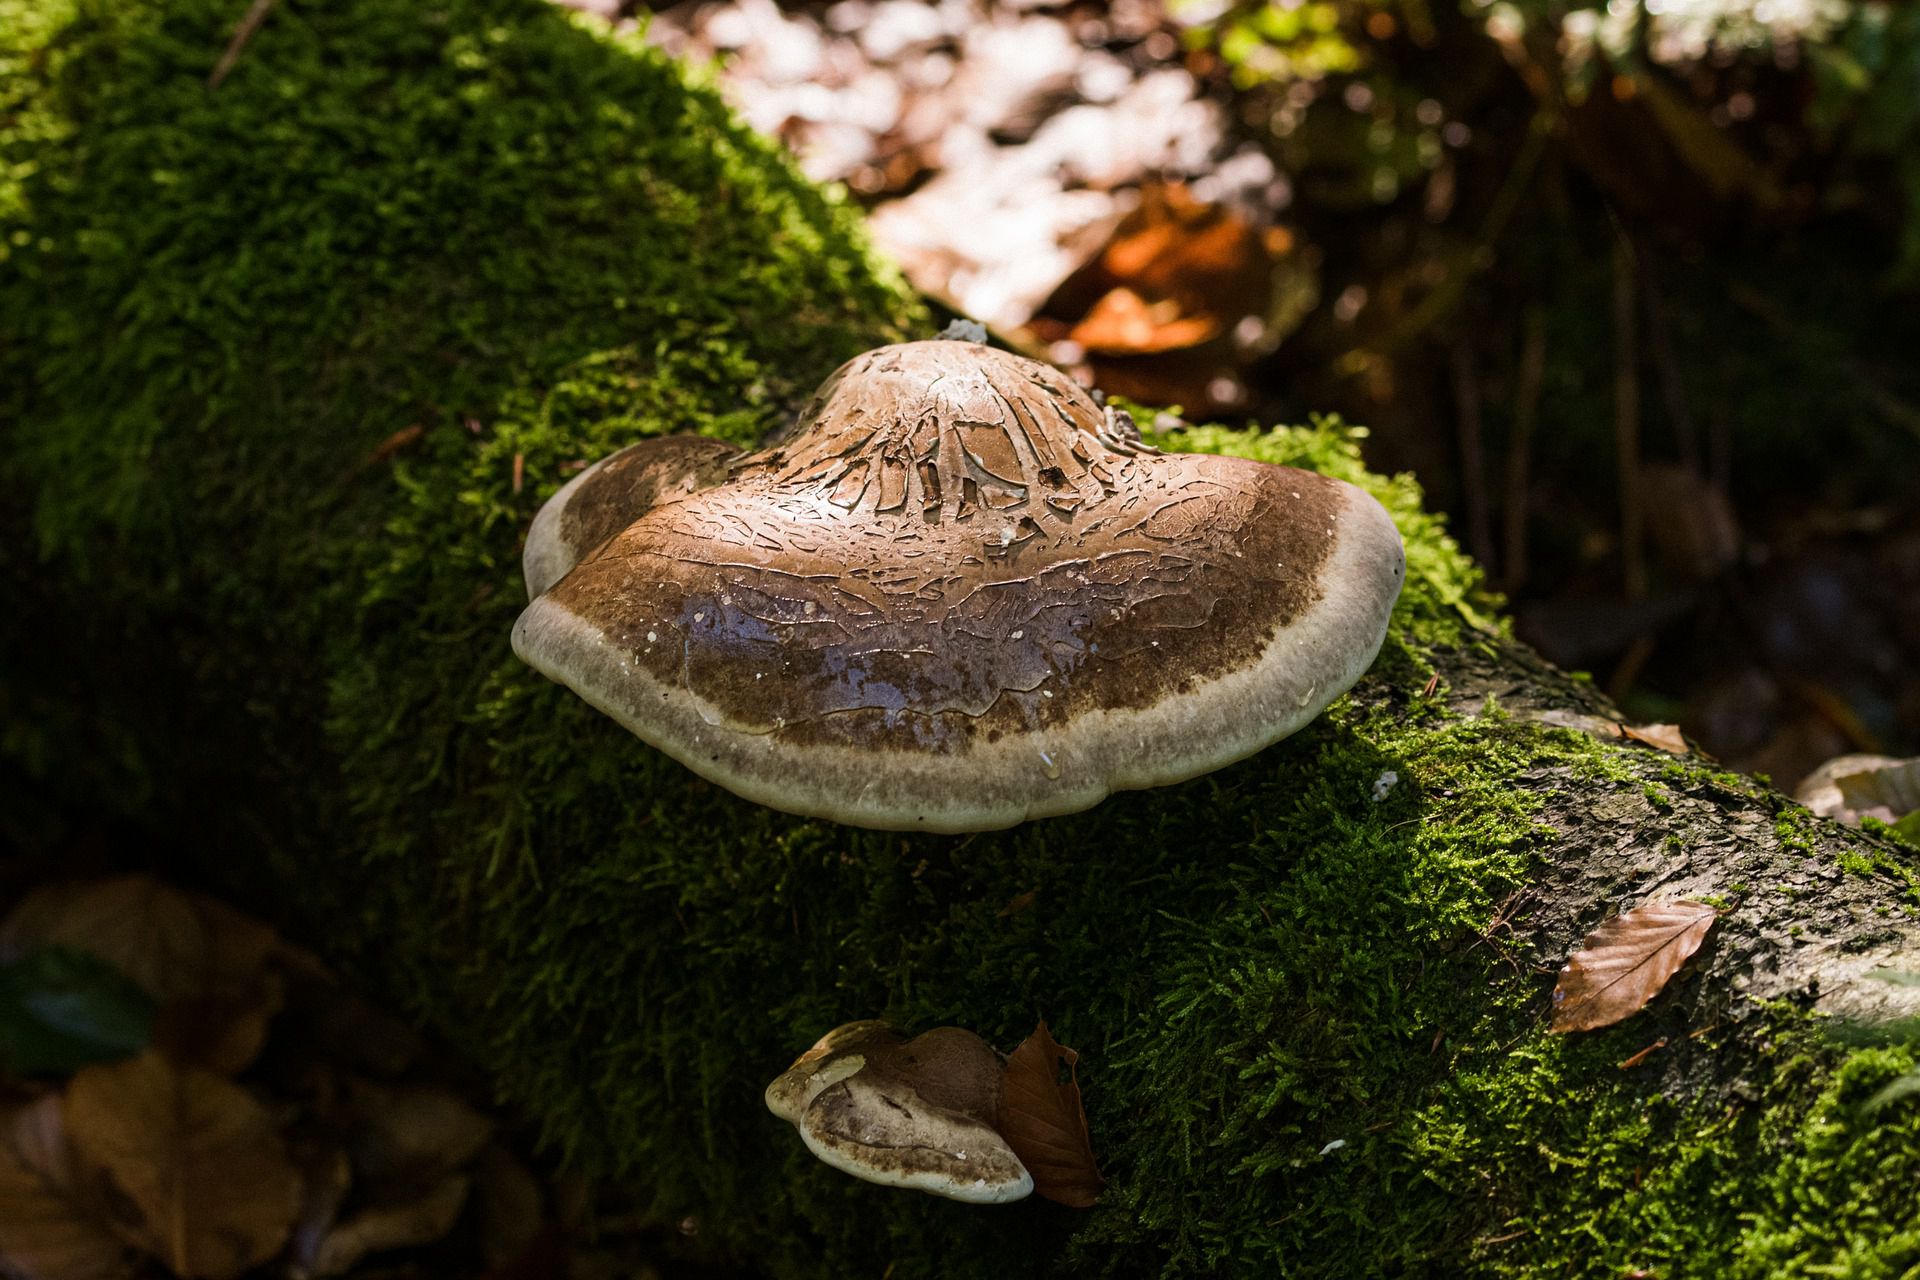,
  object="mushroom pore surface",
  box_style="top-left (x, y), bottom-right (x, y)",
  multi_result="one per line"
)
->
top-left (512, 339), bottom-right (1405, 832)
